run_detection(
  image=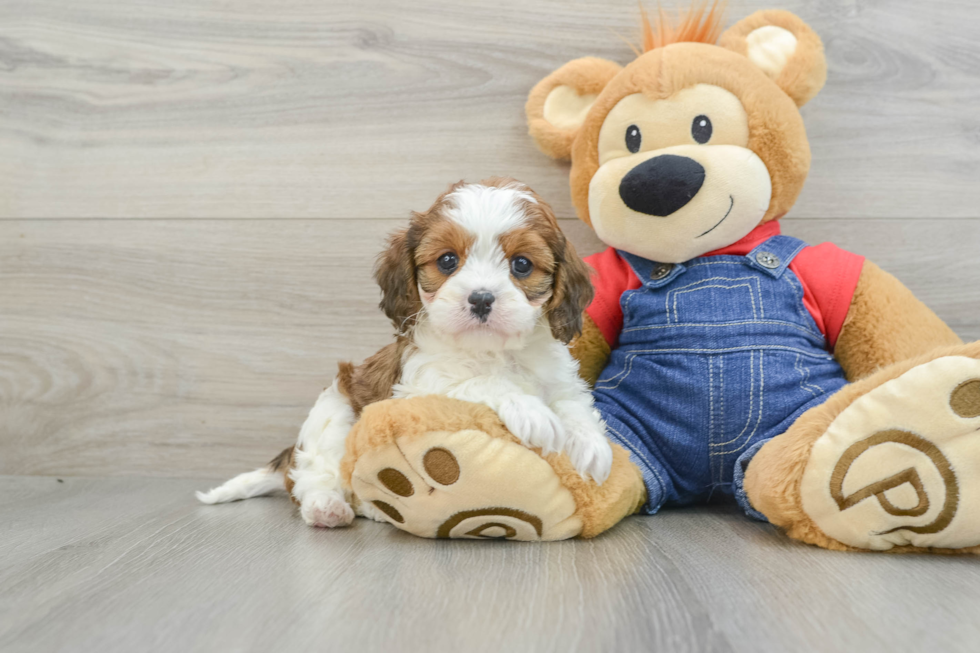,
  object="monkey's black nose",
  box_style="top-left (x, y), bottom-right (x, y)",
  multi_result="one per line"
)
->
top-left (619, 154), bottom-right (705, 216)
top-left (468, 290), bottom-right (495, 321)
